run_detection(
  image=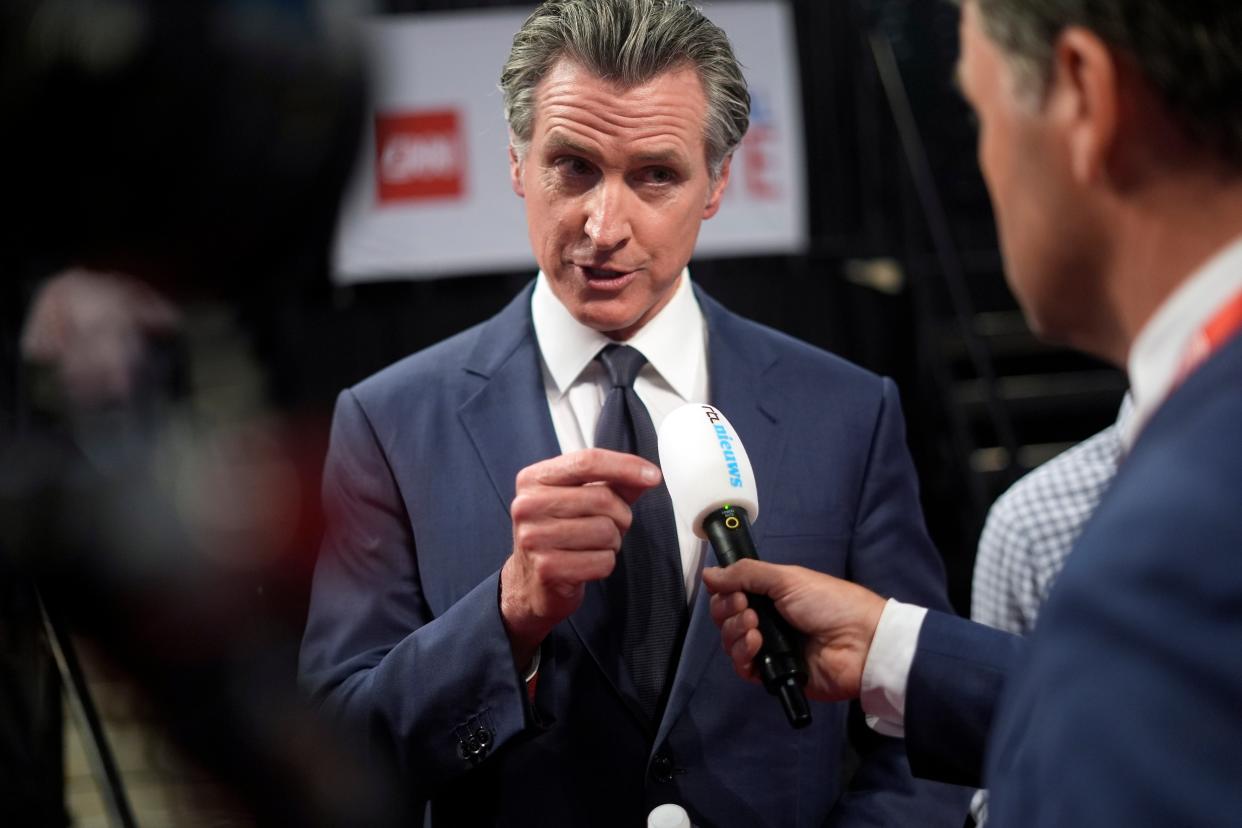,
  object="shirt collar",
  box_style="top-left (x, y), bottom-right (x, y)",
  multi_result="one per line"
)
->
top-left (531, 268), bottom-right (704, 400)
top-left (1124, 233), bottom-right (1242, 447)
